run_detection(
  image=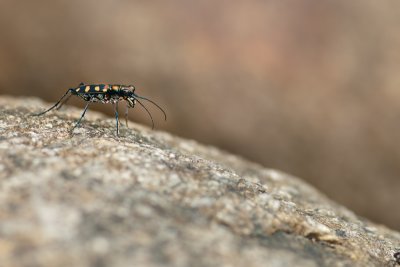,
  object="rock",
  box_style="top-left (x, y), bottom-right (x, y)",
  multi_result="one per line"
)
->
top-left (0, 96), bottom-right (399, 267)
